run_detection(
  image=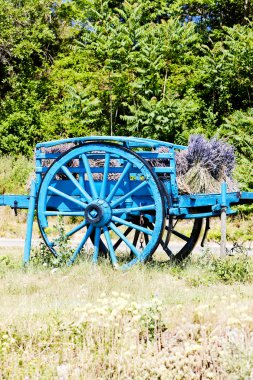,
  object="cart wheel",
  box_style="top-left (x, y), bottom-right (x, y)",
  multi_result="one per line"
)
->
top-left (133, 217), bottom-right (203, 263)
top-left (37, 143), bottom-right (165, 269)
top-left (160, 217), bottom-right (203, 262)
